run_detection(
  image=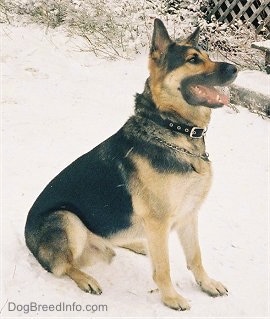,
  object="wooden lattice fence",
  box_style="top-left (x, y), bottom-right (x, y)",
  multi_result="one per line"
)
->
top-left (207, 0), bottom-right (270, 34)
